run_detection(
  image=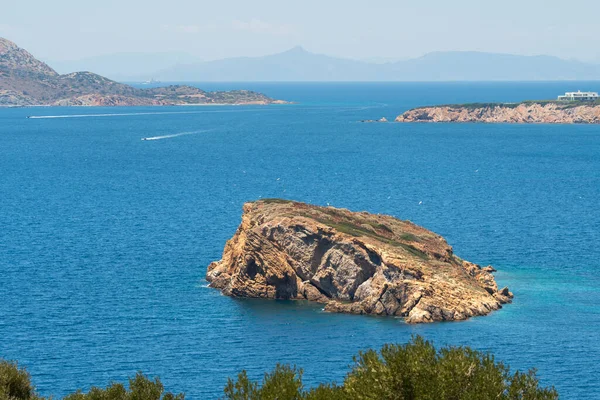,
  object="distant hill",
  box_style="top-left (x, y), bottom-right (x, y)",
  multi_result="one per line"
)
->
top-left (0, 38), bottom-right (281, 107)
top-left (154, 47), bottom-right (600, 82)
top-left (156, 46), bottom-right (380, 81)
top-left (46, 52), bottom-right (202, 81)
